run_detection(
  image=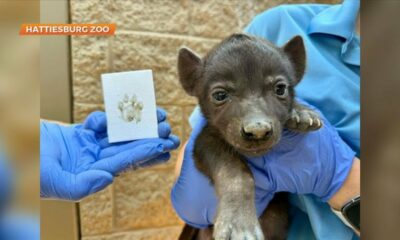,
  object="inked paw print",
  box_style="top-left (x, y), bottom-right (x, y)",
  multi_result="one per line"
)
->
top-left (118, 94), bottom-right (143, 123)
top-left (285, 107), bottom-right (322, 132)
